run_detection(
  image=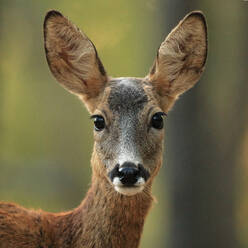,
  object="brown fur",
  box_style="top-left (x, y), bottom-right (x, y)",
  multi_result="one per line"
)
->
top-left (0, 10), bottom-right (207, 248)
top-left (43, 10), bottom-right (108, 112)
